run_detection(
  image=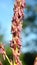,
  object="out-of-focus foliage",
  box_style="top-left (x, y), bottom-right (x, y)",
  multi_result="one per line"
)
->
top-left (0, 35), bottom-right (4, 42)
top-left (22, 0), bottom-right (37, 53)
top-left (23, 4), bottom-right (36, 28)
